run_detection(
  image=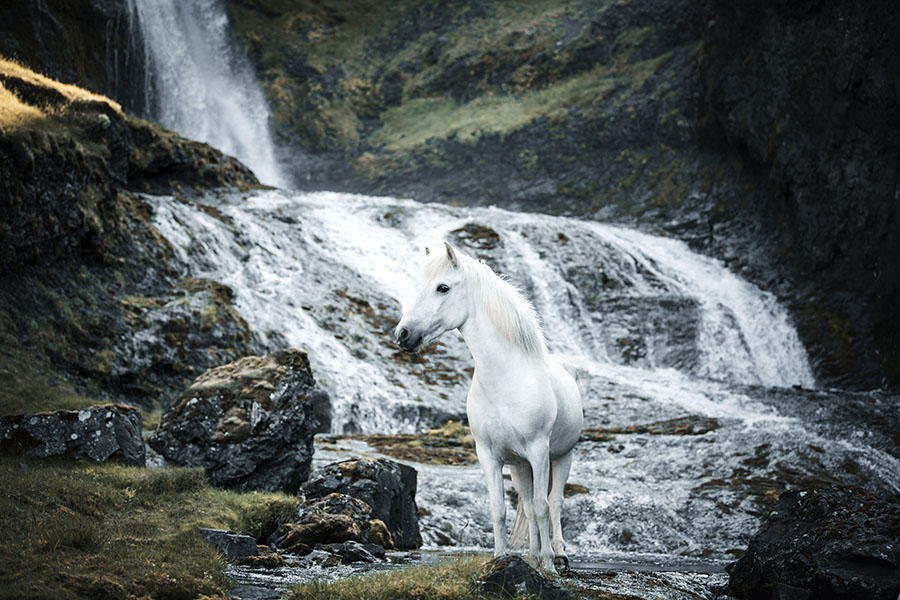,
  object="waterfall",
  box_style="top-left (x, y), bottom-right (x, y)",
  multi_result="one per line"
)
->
top-left (148, 190), bottom-right (816, 433)
top-left (125, 0), bottom-right (287, 187)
